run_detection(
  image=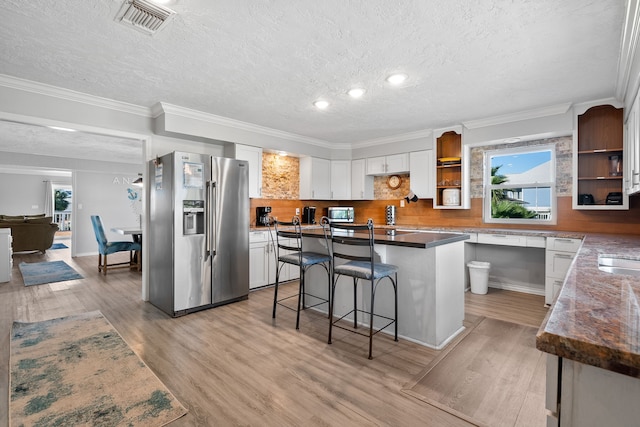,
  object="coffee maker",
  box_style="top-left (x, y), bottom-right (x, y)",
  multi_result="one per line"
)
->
top-left (302, 206), bottom-right (316, 224)
top-left (256, 206), bottom-right (271, 226)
